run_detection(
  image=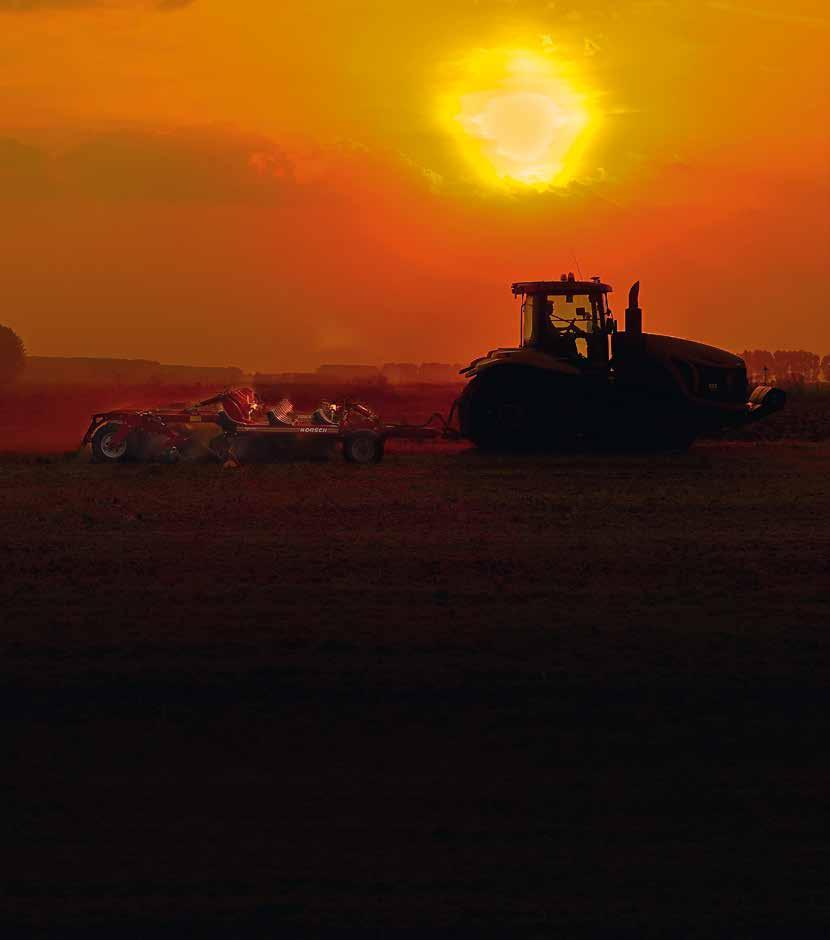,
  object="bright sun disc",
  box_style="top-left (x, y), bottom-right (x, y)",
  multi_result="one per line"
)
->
top-left (442, 48), bottom-right (593, 189)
